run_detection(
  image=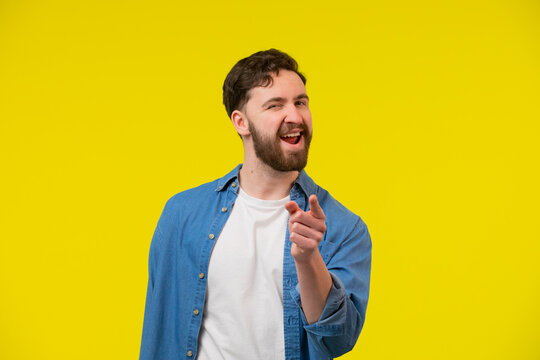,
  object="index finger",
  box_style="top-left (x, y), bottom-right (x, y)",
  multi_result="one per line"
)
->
top-left (308, 194), bottom-right (325, 220)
